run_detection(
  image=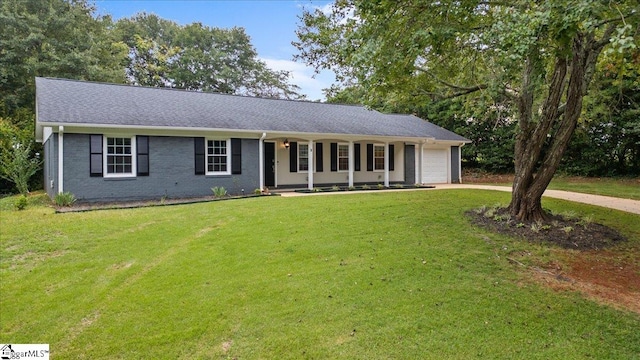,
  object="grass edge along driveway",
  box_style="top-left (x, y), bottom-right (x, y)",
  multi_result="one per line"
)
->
top-left (1, 190), bottom-right (639, 359)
